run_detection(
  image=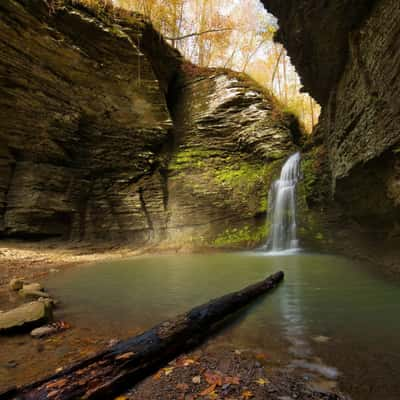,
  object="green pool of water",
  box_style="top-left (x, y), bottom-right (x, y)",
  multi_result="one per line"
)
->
top-left (2, 252), bottom-right (400, 399)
